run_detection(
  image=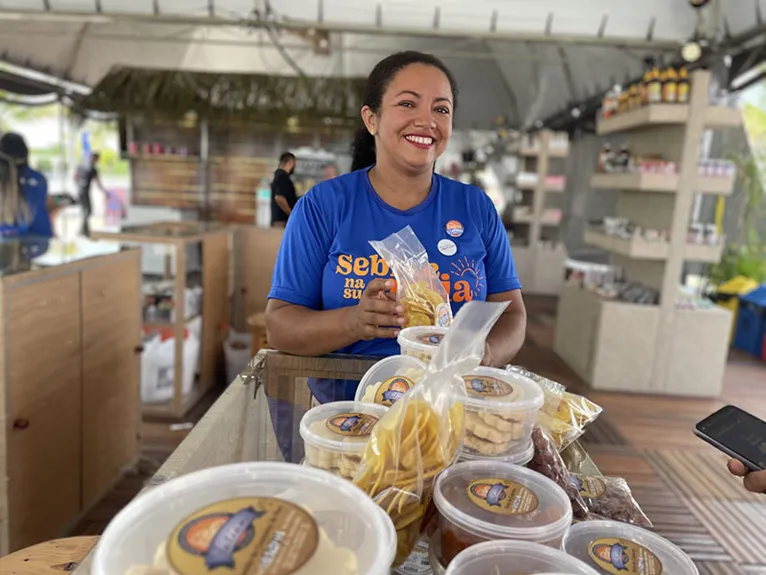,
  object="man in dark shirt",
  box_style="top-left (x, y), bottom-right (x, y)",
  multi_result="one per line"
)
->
top-left (270, 152), bottom-right (297, 227)
top-left (75, 152), bottom-right (107, 237)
